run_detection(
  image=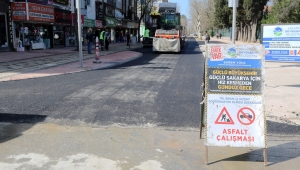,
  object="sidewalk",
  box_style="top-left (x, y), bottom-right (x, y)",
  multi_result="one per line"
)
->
top-left (198, 37), bottom-right (300, 126)
top-left (0, 46), bottom-right (78, 63)
top-left (0, 42), bottom-right (143, 81)
top-left (0, 42), bottom-right (141, 63)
